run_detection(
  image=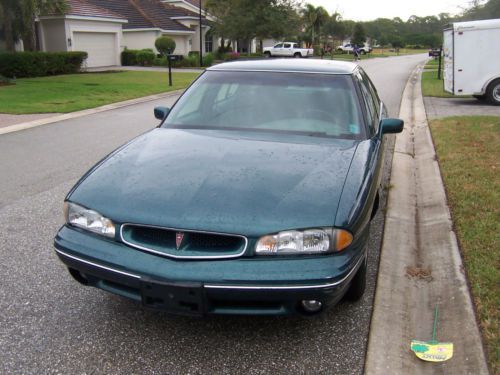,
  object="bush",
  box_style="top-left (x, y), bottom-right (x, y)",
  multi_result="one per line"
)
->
top-left (155, 36), bottom-right (176, 56)
top-left (152, 56), bottom-right (168, 66)
top-left (173, 54), bottom-right (198, 68)
top-left (188, 51), bottom-right (200, 58)
top-left (203, 53), bottom-right (214, 66)
top-left (0, 51), bottom-right (88, 78)
top-left (136, 49), bottom-right (155, 66)
top-left (121, 49), bottom-right (140, 66)
top-left (223, 52), bottom-right (240, 61)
